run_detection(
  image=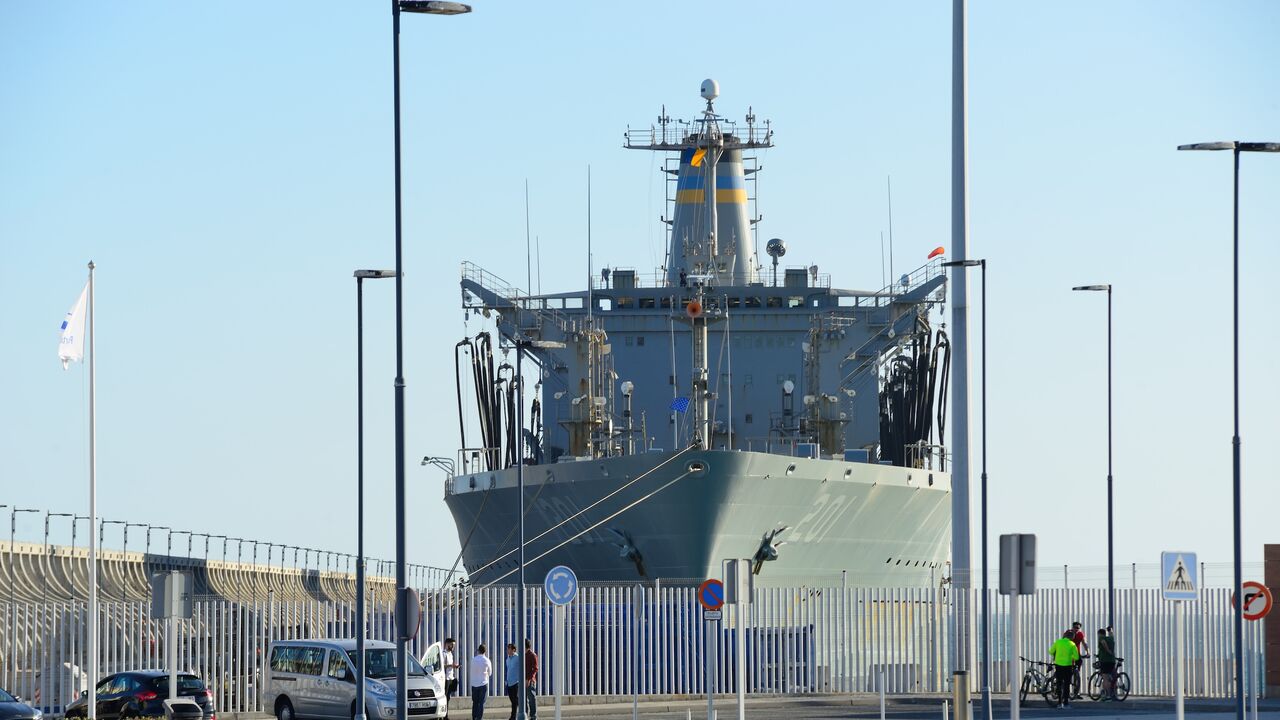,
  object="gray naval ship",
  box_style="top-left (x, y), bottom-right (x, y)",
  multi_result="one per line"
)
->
top-left (443, 81), bottom-right (952, 587)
